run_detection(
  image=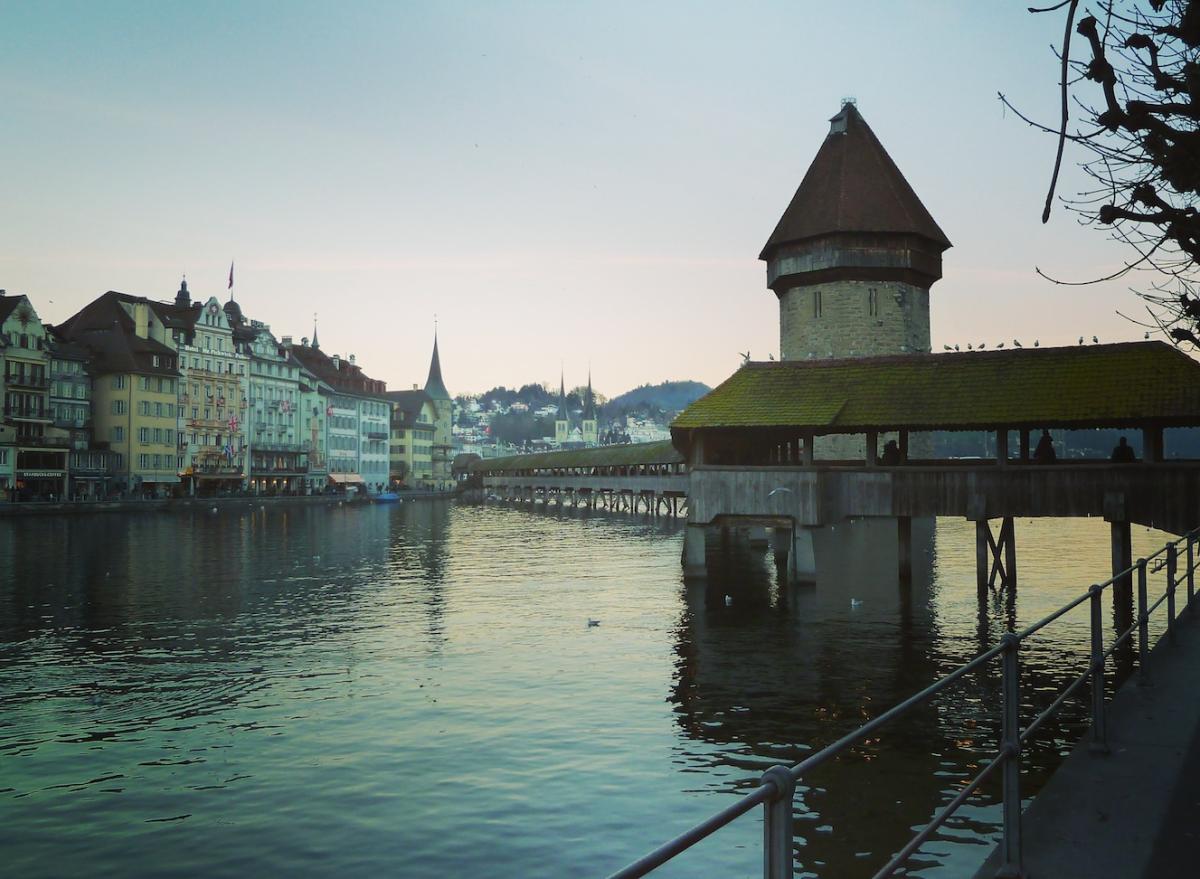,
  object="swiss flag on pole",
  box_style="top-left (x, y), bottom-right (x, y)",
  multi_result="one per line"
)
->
top-left (228, 260), bottom-right (235, 290)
